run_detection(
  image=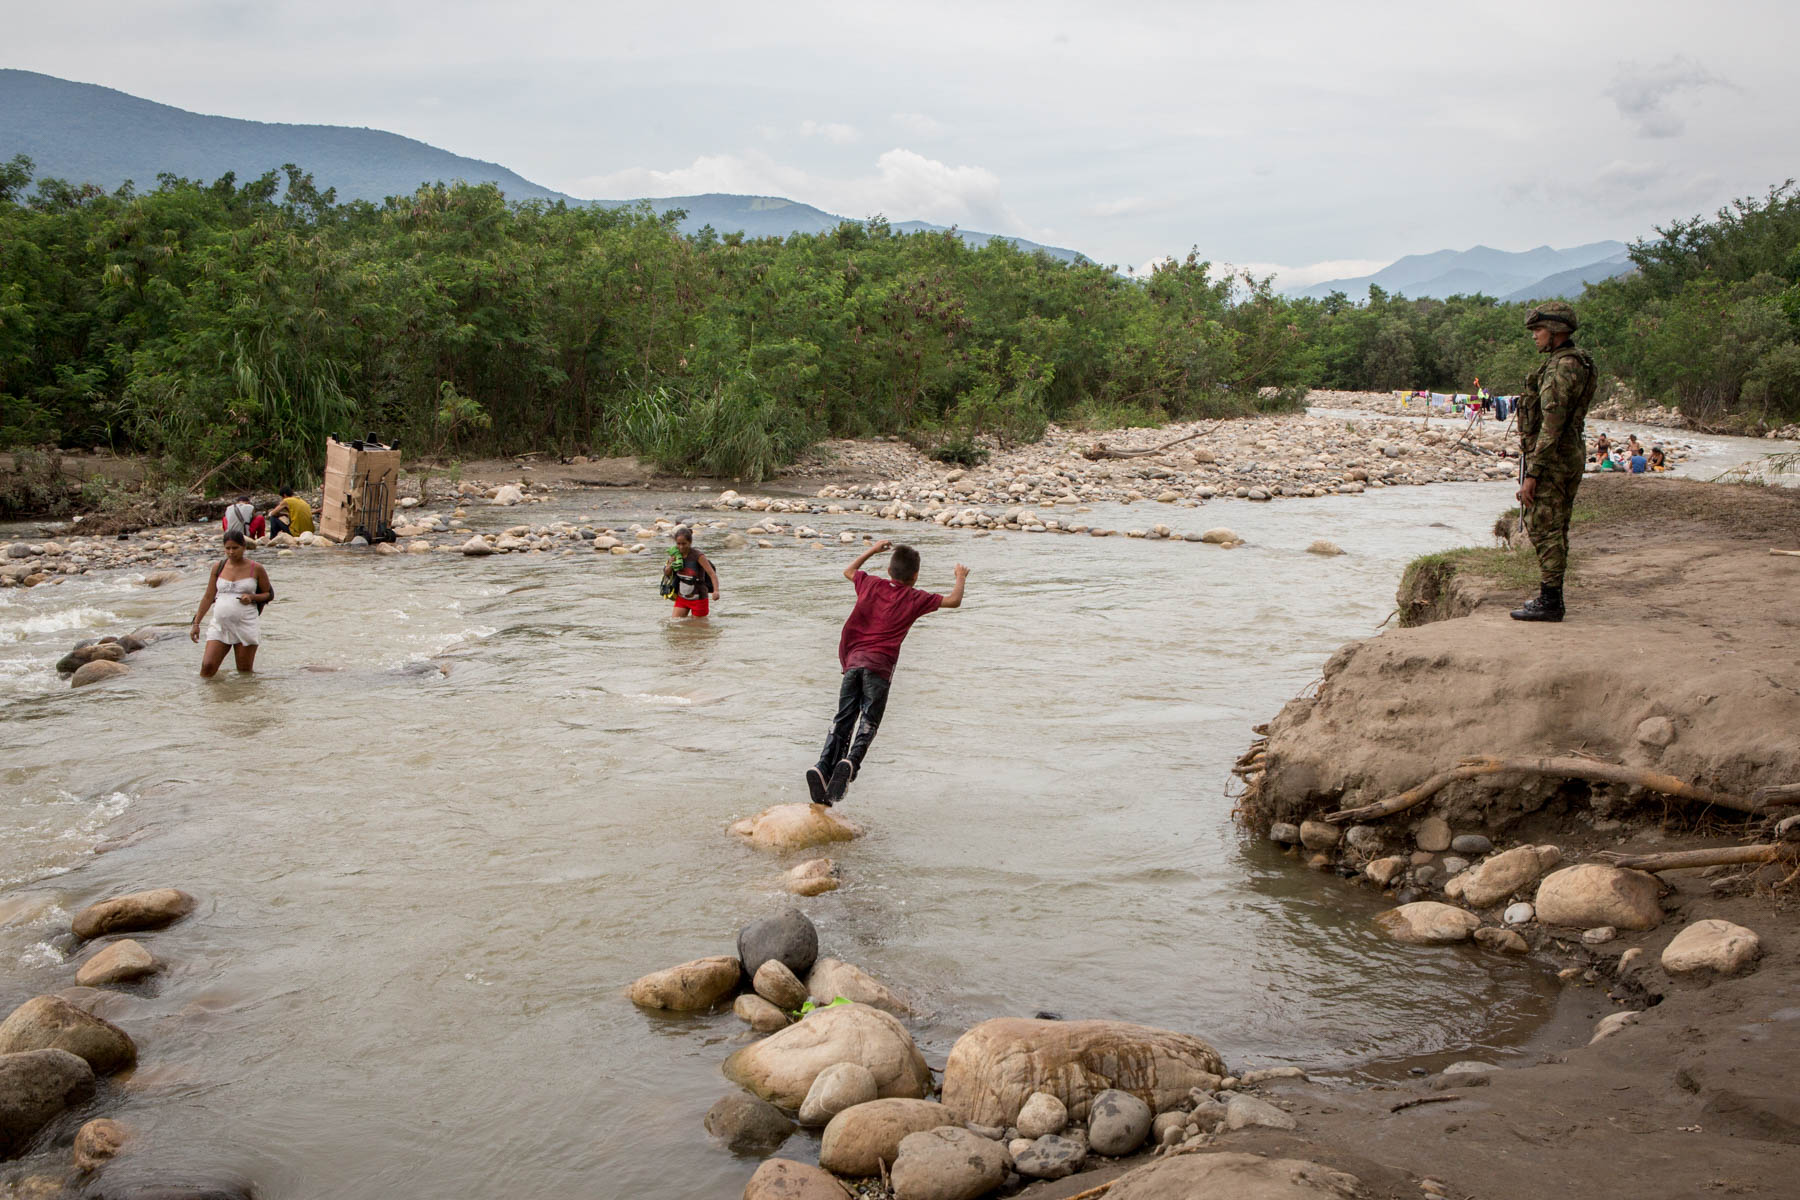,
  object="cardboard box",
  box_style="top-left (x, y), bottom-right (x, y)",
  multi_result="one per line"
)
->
top-left (320, 437), bottom-right (400, 542)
